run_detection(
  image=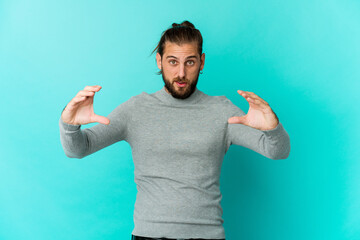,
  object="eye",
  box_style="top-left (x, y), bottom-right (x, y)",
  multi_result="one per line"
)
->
top-left (169, 60), bottom-right (177, 65)
top-left (187, 60), bottom-right (195, 66)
